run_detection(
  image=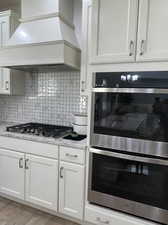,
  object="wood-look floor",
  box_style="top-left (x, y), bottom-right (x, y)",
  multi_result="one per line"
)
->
top-left (0, 197), bottom-right (78, 225)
